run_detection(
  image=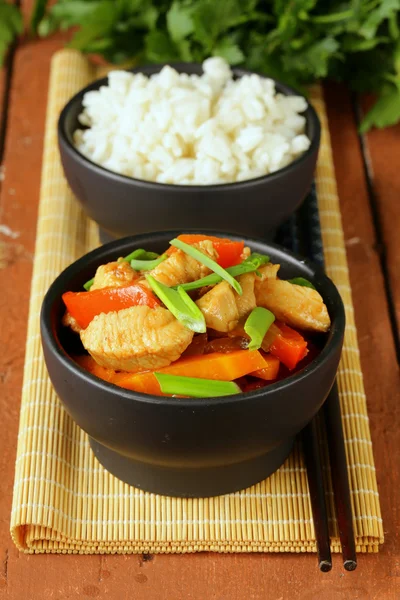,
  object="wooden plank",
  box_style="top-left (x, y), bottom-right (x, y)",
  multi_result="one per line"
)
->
top-left (0, 0), bottom-right (18, 167)
top-left (0, 61), bottom-right (11, 599)
top-left (0, 31), bottom-right (399, 600)
top-left (0, 66), bottom-right (6, 202)
top-left (358, 95), bottom-right (400, 355)
top-left (0, 31), bottom-right (102, 595)
top-left (0, 67), bottom-right (7, 156)
top-left (323, 84), bottom-right (400, 590)
top-left (0, 59), bottom-right (11, 194)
